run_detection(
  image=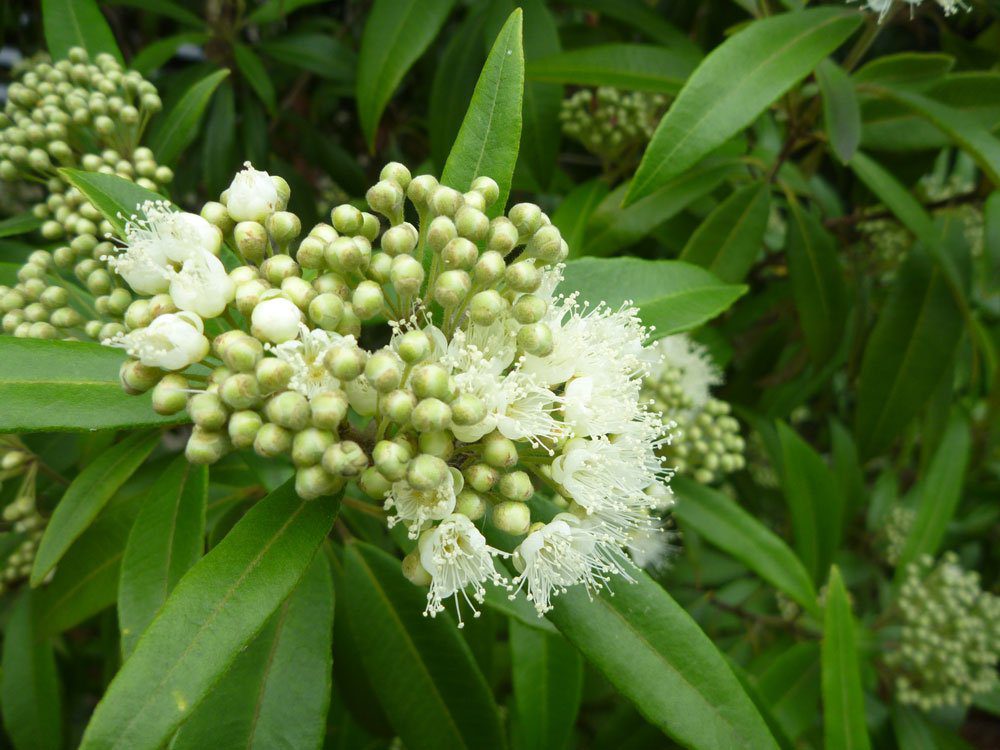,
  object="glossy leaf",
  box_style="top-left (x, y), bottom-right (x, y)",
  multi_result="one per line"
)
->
top-left (130, 32), bottom-right (209, 76)
top-left (0, 337), bottom-right (179, 433)
top-left (260, 33), bottom-right (355, 83)
top-left (626, 9), bottom-right (860, 205)
top-left (32, 429), bottom-right (160, 585)
top-left (79, 481), bottom-right (341, 750)
top-left (560, 0), bottom-right (701, 60)
top-left (679, 181), bottom-right (770, 282)
top-left (854, 246), bottom-right (963, 458)
top-left (528, 44), bottom-right (695, 95)
top-left (107, 0), bottom-right (203, 26)
top-left (246, 0), bottom-right (326, 24)
top-left (1, 593), bottom-right (62, 750)
top-left (510, 621), bottom-right (581, 750)
top-left (672, 477), bottom-right (818, 615)
top-left (0, 212), bottom-right (43, 238)
top-left (42, 0), bottom-right (122, 63)
top-left (171, 557), bottom-right (334, 750)
top-left (755, 643), bottom-right (821, 741)
top-left (147, 68), bottom-right (231, 166)
top-left (585, 160), bottom-right (739, 257)
top-left (896, 412), bottom-right (971, 570)
top-left (118, 458), bottom-right (208, 658)
top-left (356, 0), bottom-right (456, 149)
top-left (545, 572), bottom-right (778, 749)
top-left (562, 257), bottom-right (746, 338)
top-left (816, 59), bottom-right (861, 163)
top-left (785, 199), bottom-right (848, 364)
top-left (553, 179), bottom-right (609, 259)
top-left (853, 52), bottom-right (954, 87)
top-left (201, 82), bottom-right (237, 195)
top-left (60, 169), bottom-right (167, 235)
top-left (233, 44), bottom-right (276, 114)
top-left (342, 542), bottom-right (506, 750)
top-left (821, 567), bottom-right (870, 750)
top-left (441, 9), bottom-right (524, 216)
